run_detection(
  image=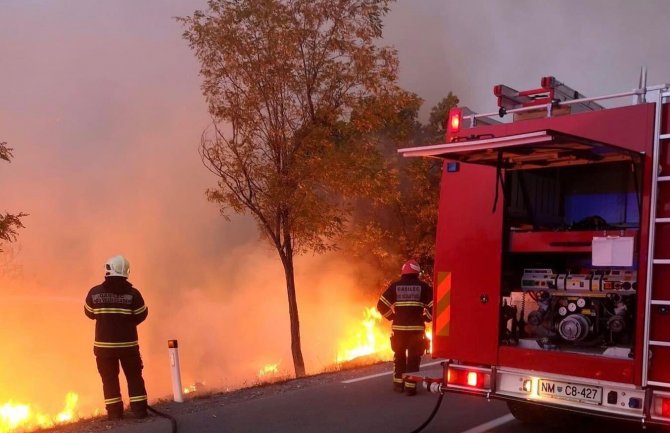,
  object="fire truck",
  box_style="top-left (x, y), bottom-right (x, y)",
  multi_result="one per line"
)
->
top-left (399, 73), bottom-right (670, 426)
